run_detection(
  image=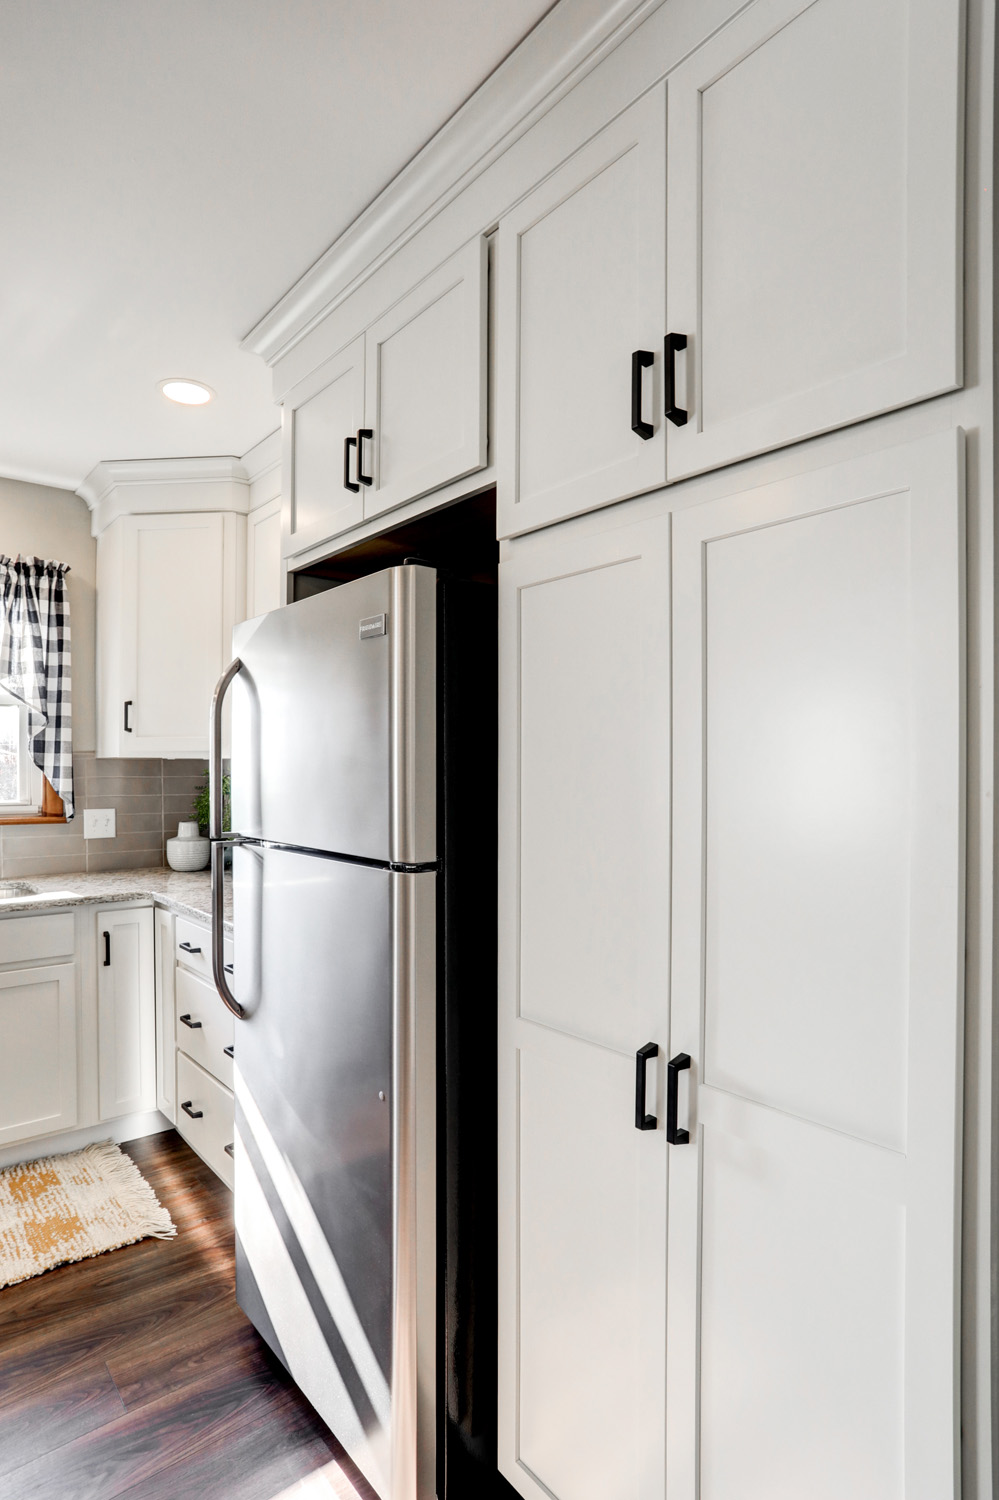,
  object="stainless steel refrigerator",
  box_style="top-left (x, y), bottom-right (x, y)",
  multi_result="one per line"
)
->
top-left (209, 565), bottom-right (439, 1500)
